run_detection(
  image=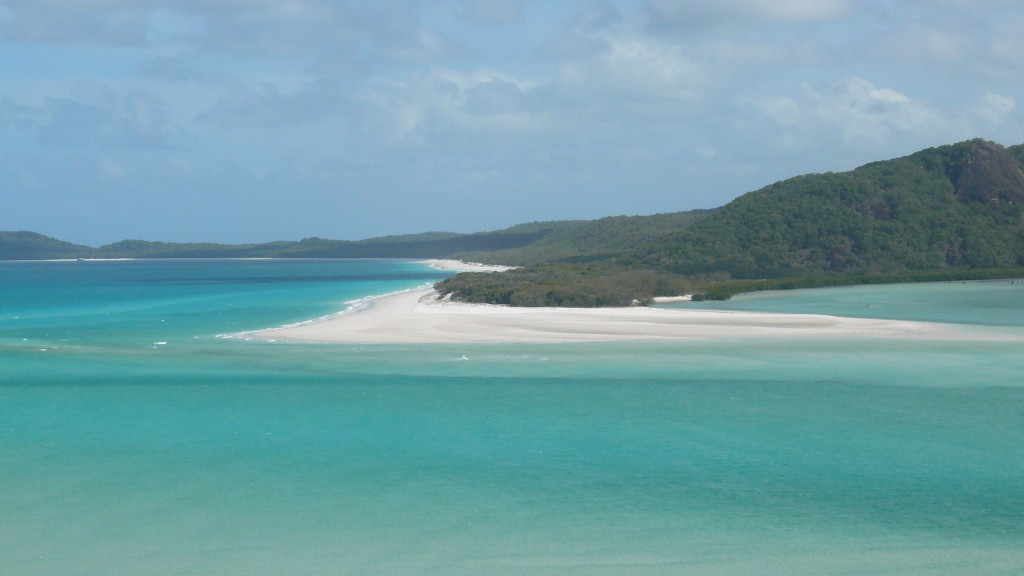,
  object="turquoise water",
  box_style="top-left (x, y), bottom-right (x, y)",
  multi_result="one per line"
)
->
top-left (1, 261), bottom-right (1022, 575)
top-left (674, 279), bottom-right (1024, 327)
